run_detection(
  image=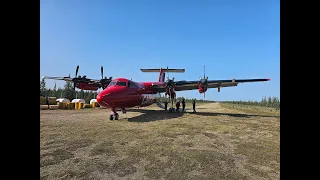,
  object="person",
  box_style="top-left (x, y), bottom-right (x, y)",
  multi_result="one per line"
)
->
top-left (176, 100), bottom-right (180, 112)
top-left (192, 99), bottom-right (196, 113)
top-left (182, 98), bottom-right (186, 112)
top-left (164, 100), bottom-right (168, 111)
